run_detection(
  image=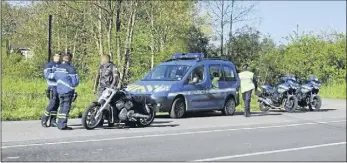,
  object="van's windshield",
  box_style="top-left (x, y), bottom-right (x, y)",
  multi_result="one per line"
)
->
top-left (142, 65), bottom-right (191, 81)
